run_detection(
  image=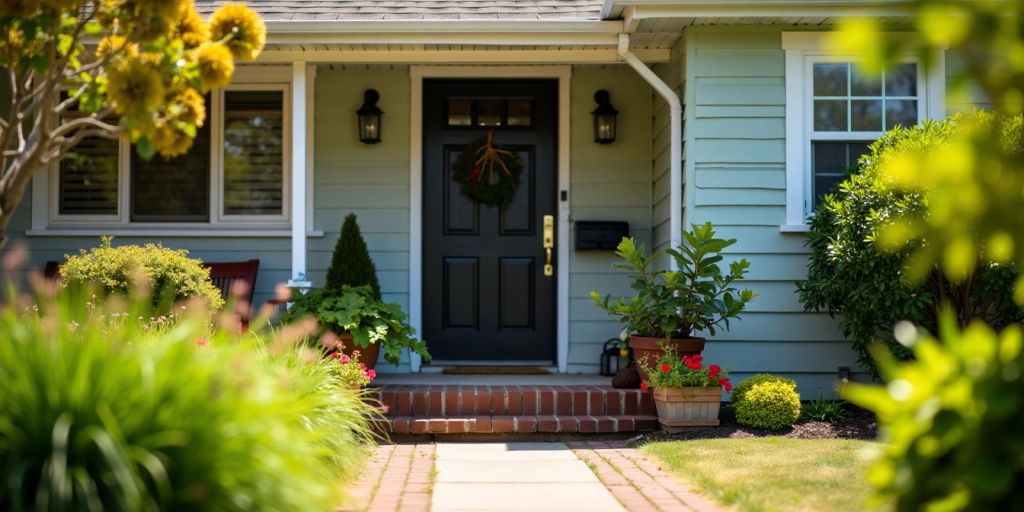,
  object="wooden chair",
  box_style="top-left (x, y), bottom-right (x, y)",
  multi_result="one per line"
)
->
top-left (43, 261), bottom-right (60, 280)
top-left (203, 259), bottom-right (260, 307)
